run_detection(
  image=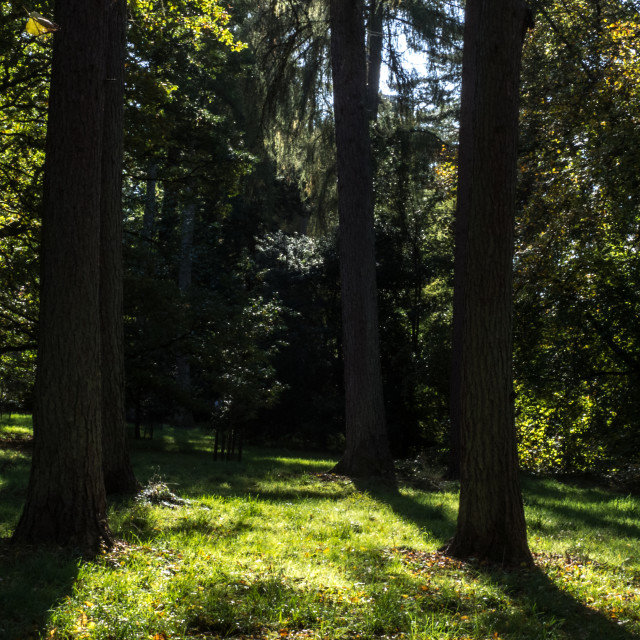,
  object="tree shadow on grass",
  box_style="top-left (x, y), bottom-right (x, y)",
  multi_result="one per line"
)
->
top-left (533, 500), bottom-right (640, 540)
top-left (479, 563), bottom-right (640, 640)
top-left (0, 441), bottom-right (72, 639)
top-left (129, 442), bottom-right (340, 499)
top-left (355, 477), bottom-right (640, 640)
top-left (0, 442), bottom-right (90, 640)
top-left (522, 477), bottom-right (640, 540)
top-left (352, 476), bottom-right (456, 546)
top-left (0, 539), bottom-right (80, 640)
